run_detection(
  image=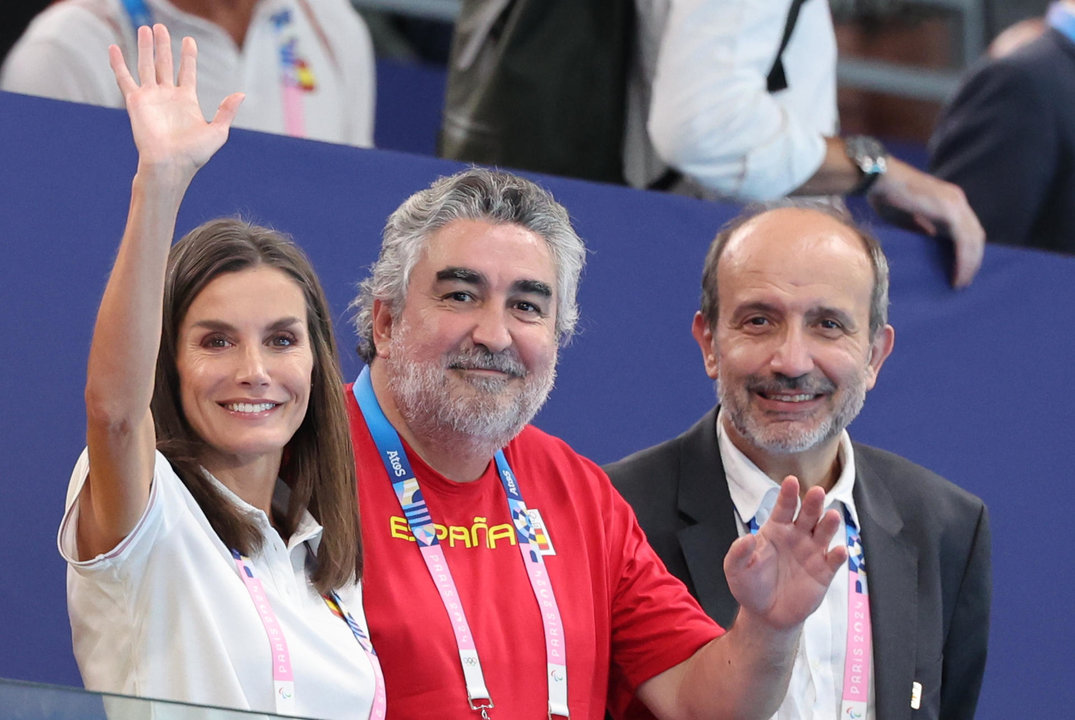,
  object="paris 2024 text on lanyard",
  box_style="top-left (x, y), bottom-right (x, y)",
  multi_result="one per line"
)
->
top-left (748, 506), bottom-right (872, 717)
